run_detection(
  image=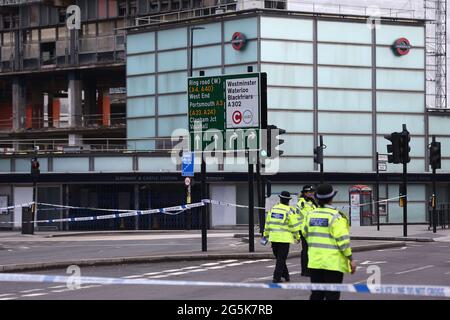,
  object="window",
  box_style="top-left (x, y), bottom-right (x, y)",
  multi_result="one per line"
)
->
top-left (41, 28), bottom-right (56, 42)
top-left (129, 0), bottom-right (138, 15)
top-left (99, 0), bottom-right (107, 19)
top-left (138, 0), bottom-right (147, 14)
top-left (58, 27), bottom-right (68, 39)
top-left (149, 1), bottom-right (160, 12)
top-left (118, 0), bottom-right (127, 16)
top-left (40, 5), bottom-right (49, 25)
top-left (98, 21), bottom-right (114, 35)
top-left (108, 0), bottom-right (118, 17)
top-left (88, 0), bottom-right (97, 20)
top-left (30, 5), bottom-right (40, 27)
top-left (82, 23), bottom-right (97, 36)
top-left (3, 16), bottom-right (11, 29)
top-left (58, 8), bottom-right (66, 23)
